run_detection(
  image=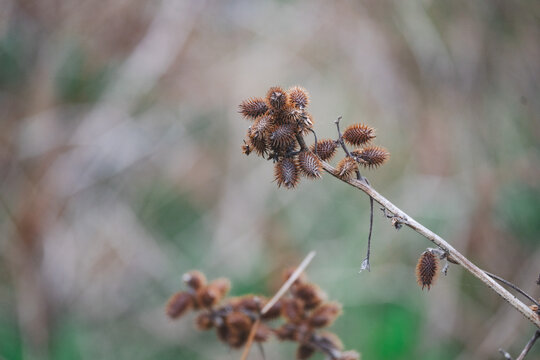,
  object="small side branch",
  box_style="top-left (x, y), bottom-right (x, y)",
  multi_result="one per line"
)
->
top-left (499, 330), bottom-right (540, 360)
top-left (319, 160), bottom-right (540, 329)
top-left (485, 271), bottom-right (540, 308)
